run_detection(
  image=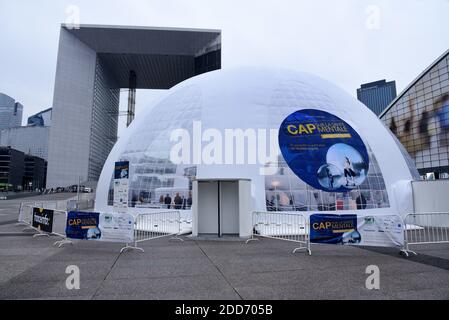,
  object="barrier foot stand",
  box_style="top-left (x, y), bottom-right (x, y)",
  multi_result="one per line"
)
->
top-left (400, 248), bottom-right (417, 257)
top-left (246, 236), bottom-right (259, 244)
top-left (33, 232), bottom-right (50, 238)
top-left (169, 234), bottom-right (184, 242)
top-left (53, 238), bottom-right (74, 248)
top-left (120, 243), bottom-right (145, 253)
top-left (293, 243), bottom-right (312, 256)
